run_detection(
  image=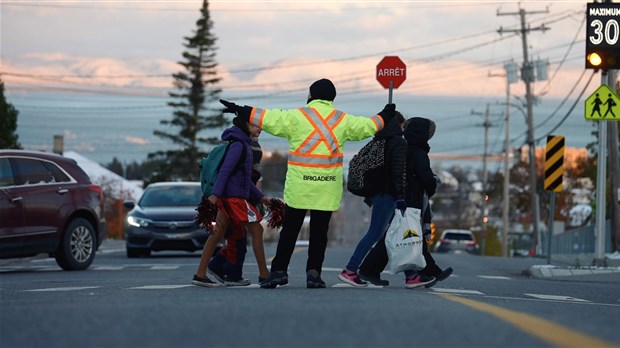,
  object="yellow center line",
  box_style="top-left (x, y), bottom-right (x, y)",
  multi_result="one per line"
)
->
top-left (266, 247), bottom-right (306, 264)
top-left (438, 293), bottom-right (618, 348)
